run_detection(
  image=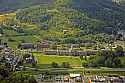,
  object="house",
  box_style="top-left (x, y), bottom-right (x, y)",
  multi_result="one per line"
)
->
top-left (44, 50), bottom-right (57, 55)
top-left (54, 75), bottom-right (64, 81)
top-left (81, 42), bottom-right (96, 47)
top-left (109, 77), bottom-right (124, 83)
top-left (68, 44), bottom-right (80, 48)
top-left (0, 45), bottom-right (5, 50)
top-left (63, 30), bottom-right (69, 34)
top-left (70, 73), bottom-right (81, 78)
top-left (44, 50), bottom-right (97, 56)
top-left (36, 40), bottom-right (50, 51)
top-left (117, 30), bottom-right (125, 40)
top-left (18, 43), bottom-right (34, 49)
top-left (91, 75), bottom-right (106, 82)
top-left (64, 75), bottom-right (70, 82)
top-left (69, 73), bottom-right (82, 82)
top-left (112, 0), bottom-right (123, 4)
top-left (3, 47), bottom-right (13, 55)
